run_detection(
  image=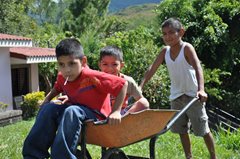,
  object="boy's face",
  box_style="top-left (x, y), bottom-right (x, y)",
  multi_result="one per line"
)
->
top-left (57, 55), bottom-right (87, 81)
top-left (162, 26), bottom-right (184, 47)
top-left (98, 55), bottom-right (124, 76)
